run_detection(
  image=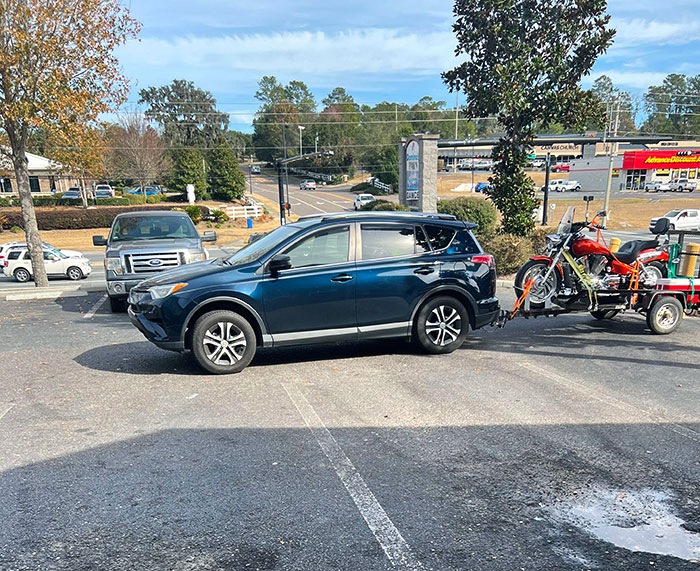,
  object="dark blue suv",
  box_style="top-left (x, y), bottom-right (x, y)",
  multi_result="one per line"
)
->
top-left (127, 212), bottom-right (499, 373)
